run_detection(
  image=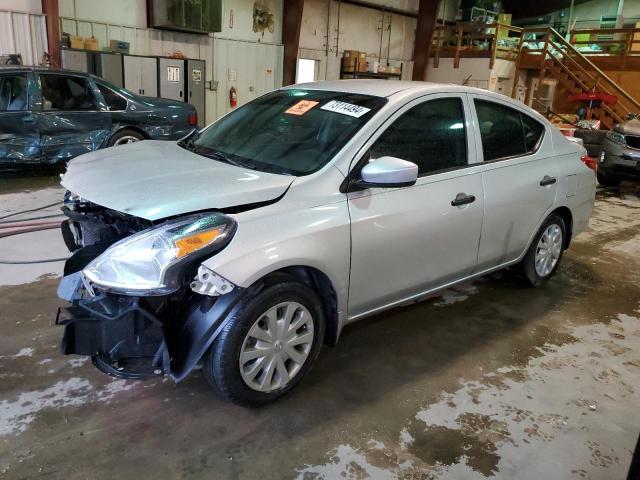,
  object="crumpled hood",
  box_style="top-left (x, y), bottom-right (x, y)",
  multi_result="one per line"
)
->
top-left (61, 140), bottom-right (294, 221)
